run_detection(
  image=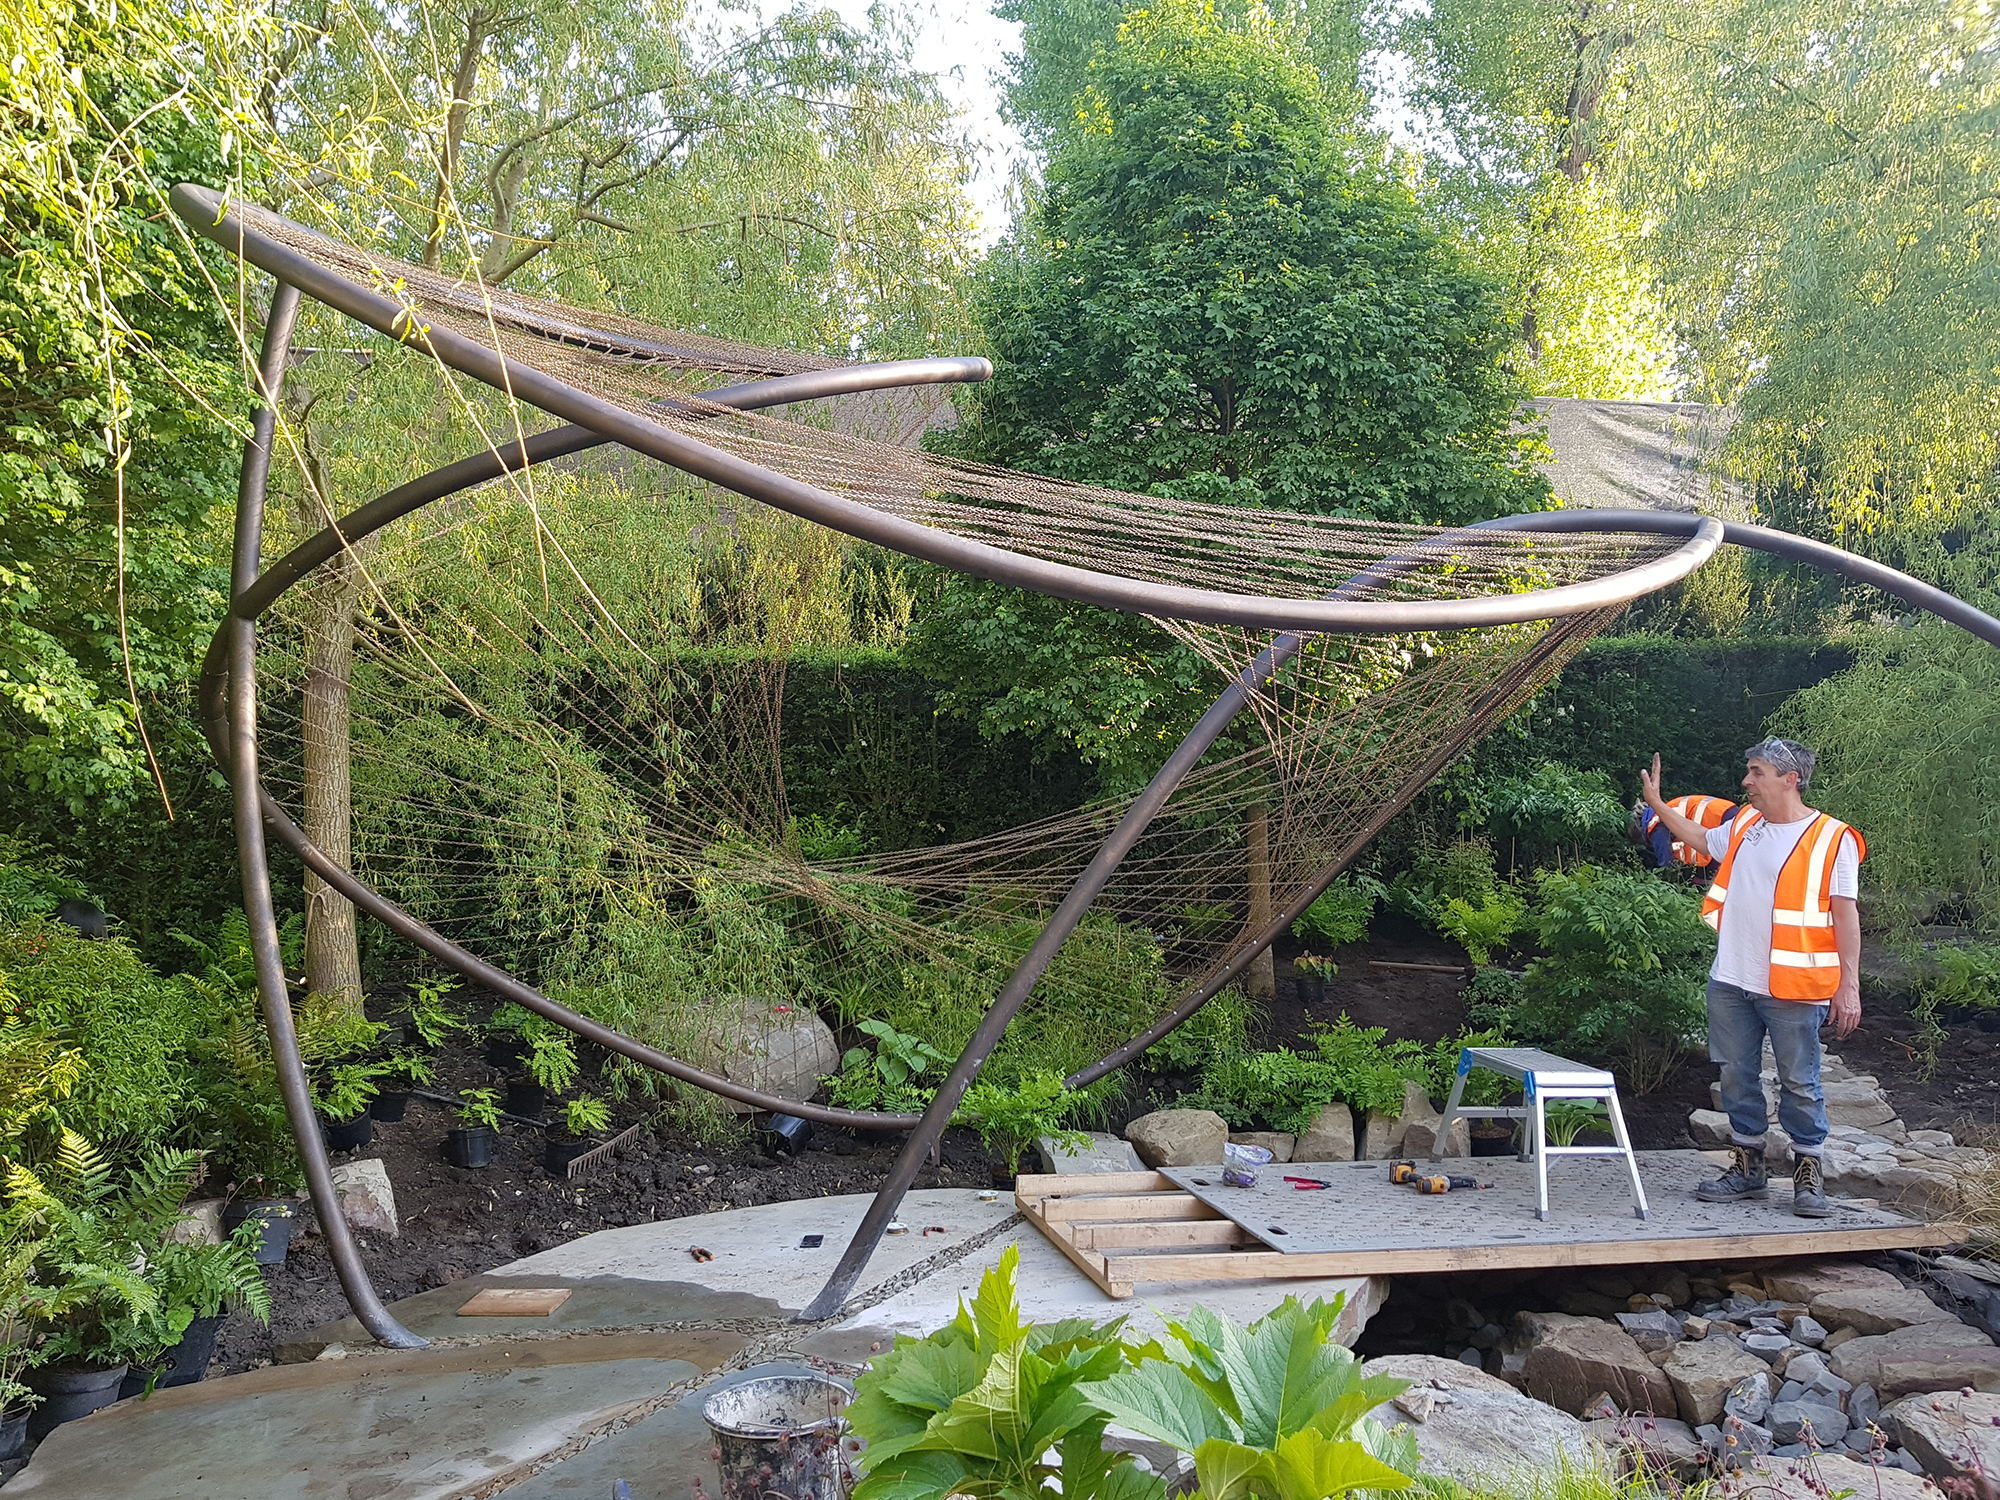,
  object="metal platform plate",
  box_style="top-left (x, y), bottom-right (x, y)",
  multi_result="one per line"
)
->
top-left (1161, 1151), bottom-right (1931, 1257)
